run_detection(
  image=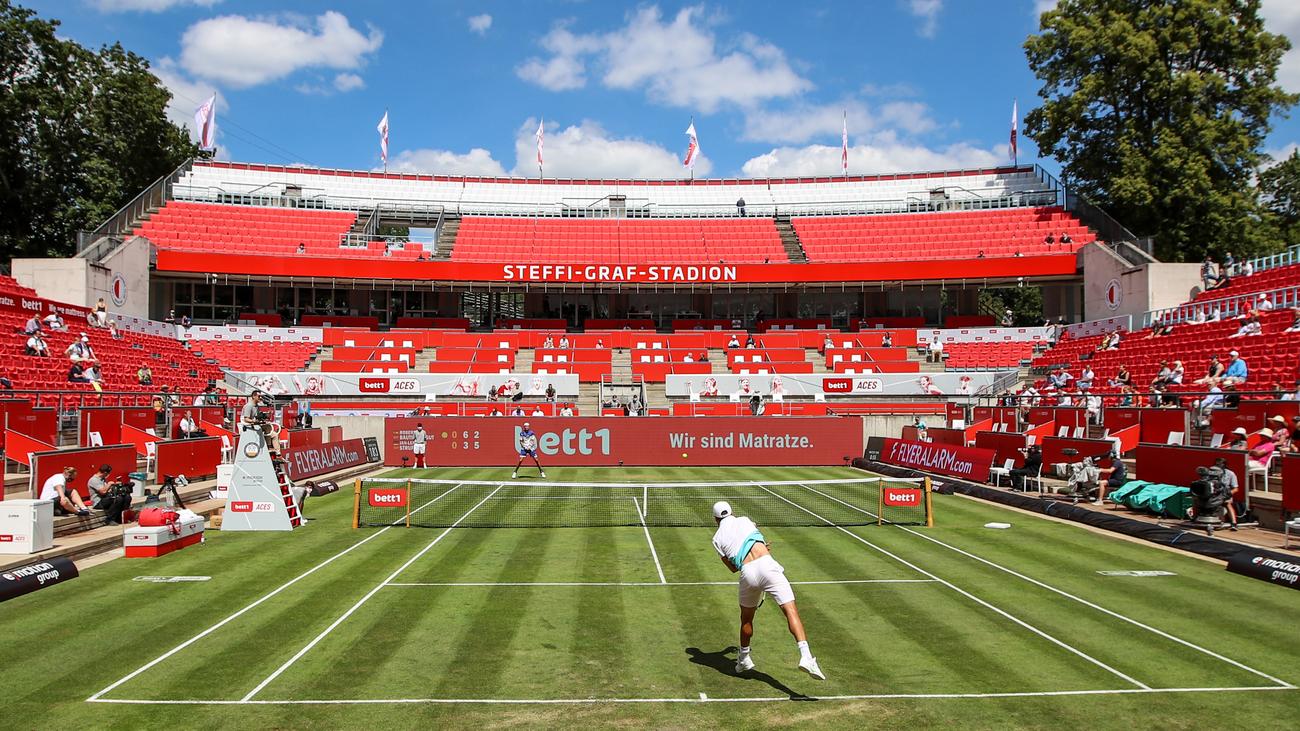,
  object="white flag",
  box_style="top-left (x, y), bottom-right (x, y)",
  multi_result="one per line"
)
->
top-left (194, 95), bottom-right (216, 150)
top-left (1010, 100), bottom-right (1018, 163)
top-left (682, 121), bottom-right (701, 169)
top-left (841, 110), bottom-right (849, 174)
top-left (377, 111), bottom-right (390, 164)
top-left (536, 118), bottom-right (545, 168)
